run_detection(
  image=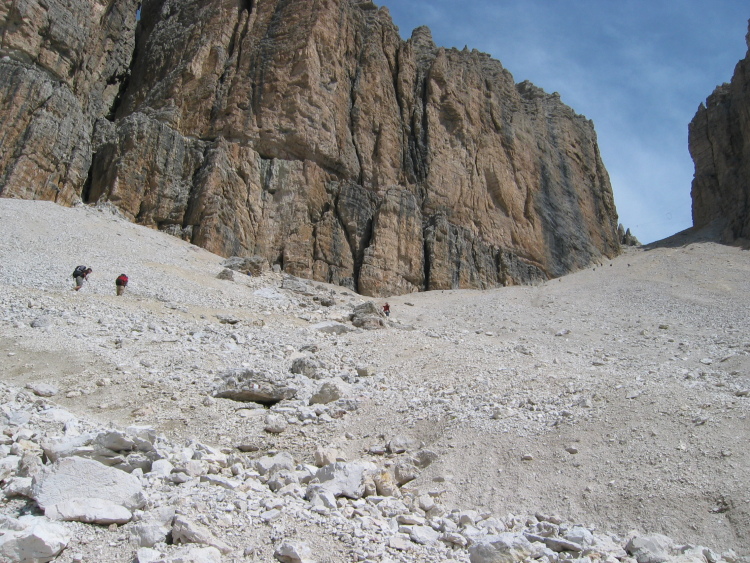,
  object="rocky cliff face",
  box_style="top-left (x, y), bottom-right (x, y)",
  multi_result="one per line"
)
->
top-left (689, 21), bottom-right (750, 242)
top-left (1, 0), bottom-right (621, 295)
